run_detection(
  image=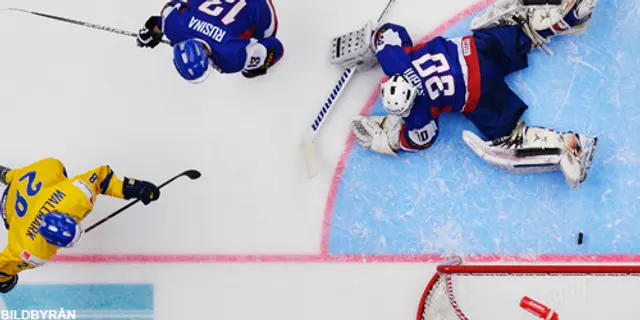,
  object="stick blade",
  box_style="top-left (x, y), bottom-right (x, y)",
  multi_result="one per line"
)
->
top-left (184, 170), bottom-right (202, 180)
top-left (302, 132), bottom-right (319, 179)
